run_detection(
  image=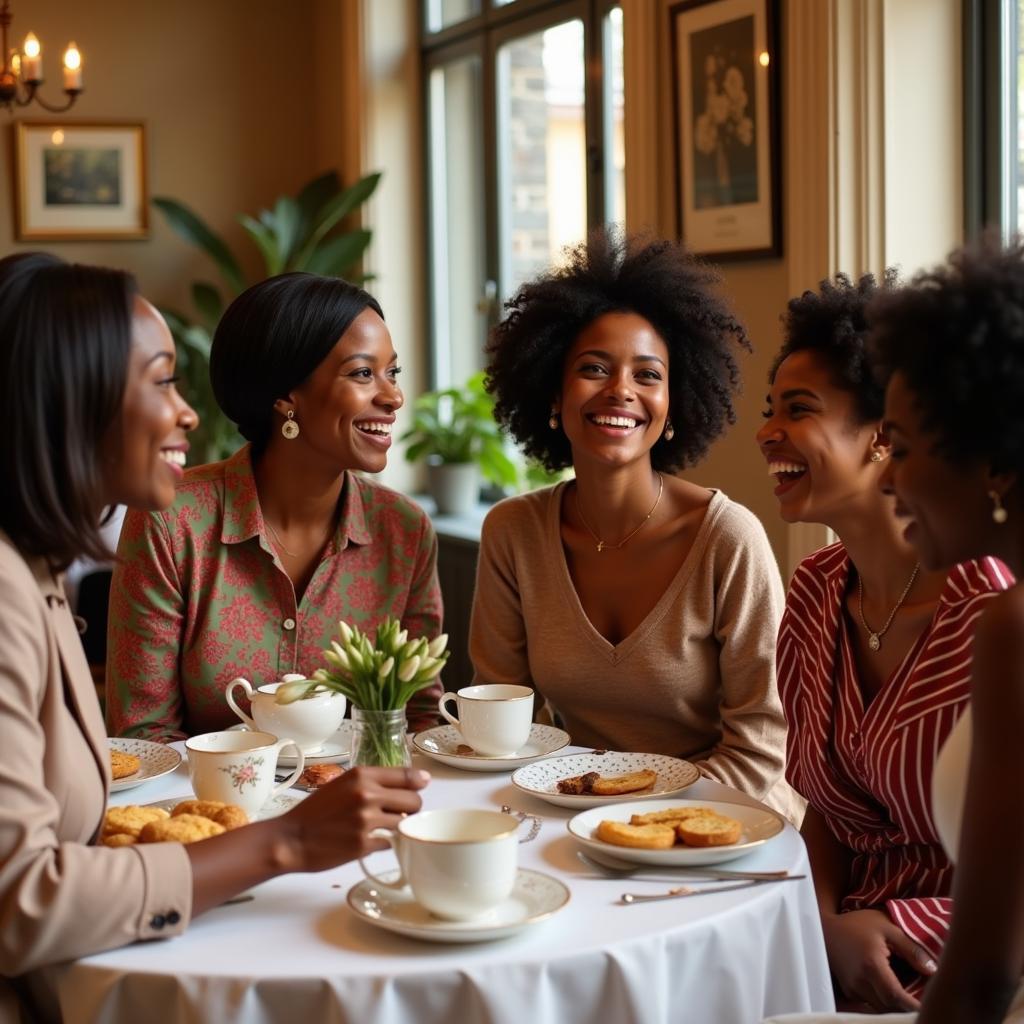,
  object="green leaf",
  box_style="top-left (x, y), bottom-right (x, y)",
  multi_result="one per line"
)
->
top-left (271, 196), bottom-right (301, 267)
top-left (295, 170), bottom-right (341, 242)
top-left (191, 281), bottom-right (223, 332)
top-left (291, 172), bottom-right (381, 268)
top-left (153, 197), bottom-right (245, 294)
top-left (304, 230), bottom-right (372, 277)
top-left (239, 213), bottom-right (282, 276)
